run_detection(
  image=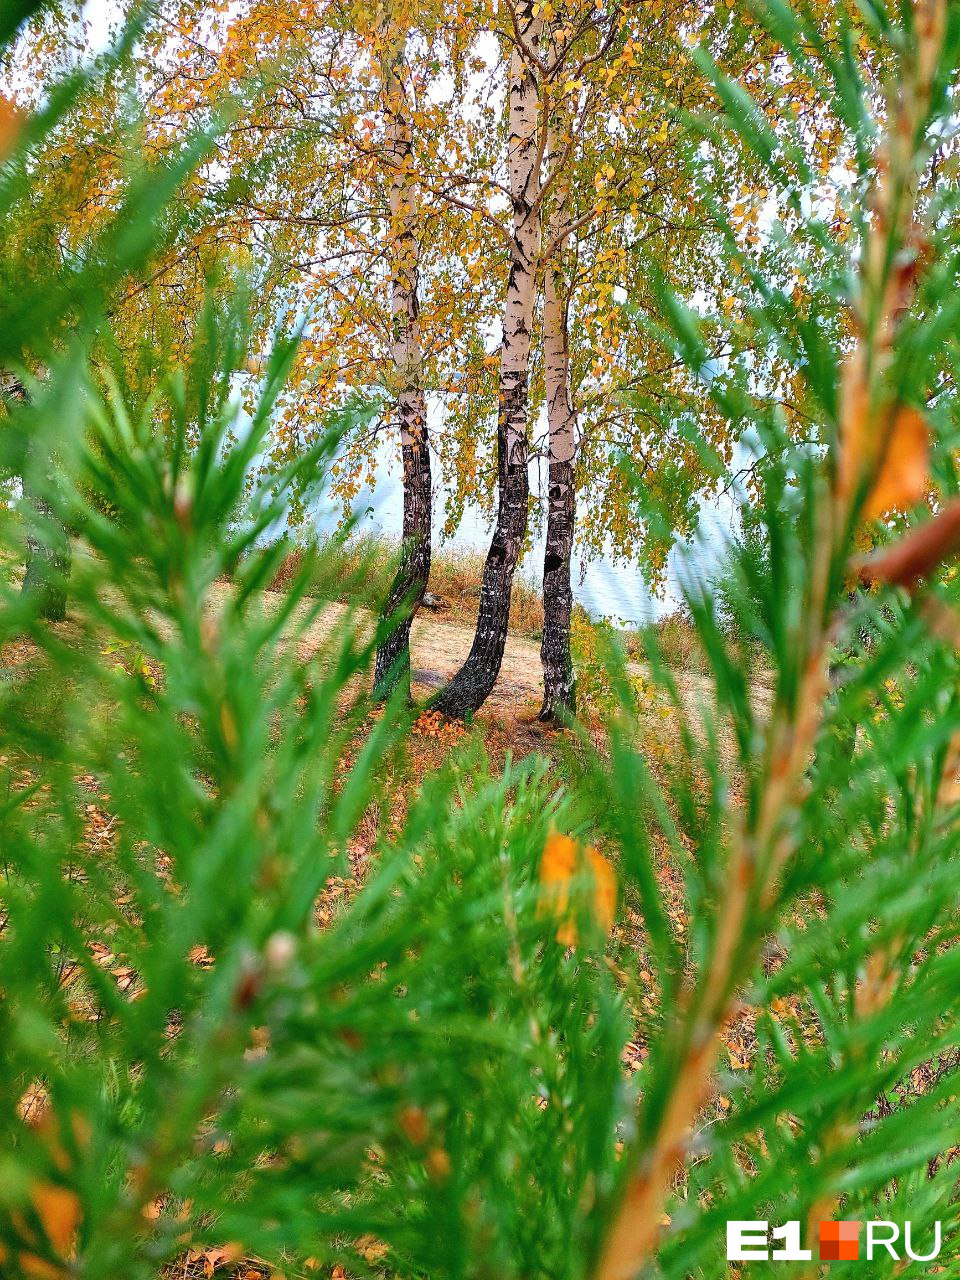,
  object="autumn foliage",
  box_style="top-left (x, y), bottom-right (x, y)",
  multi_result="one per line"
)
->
top-left (4, 1), bottom-right (960, 1280)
